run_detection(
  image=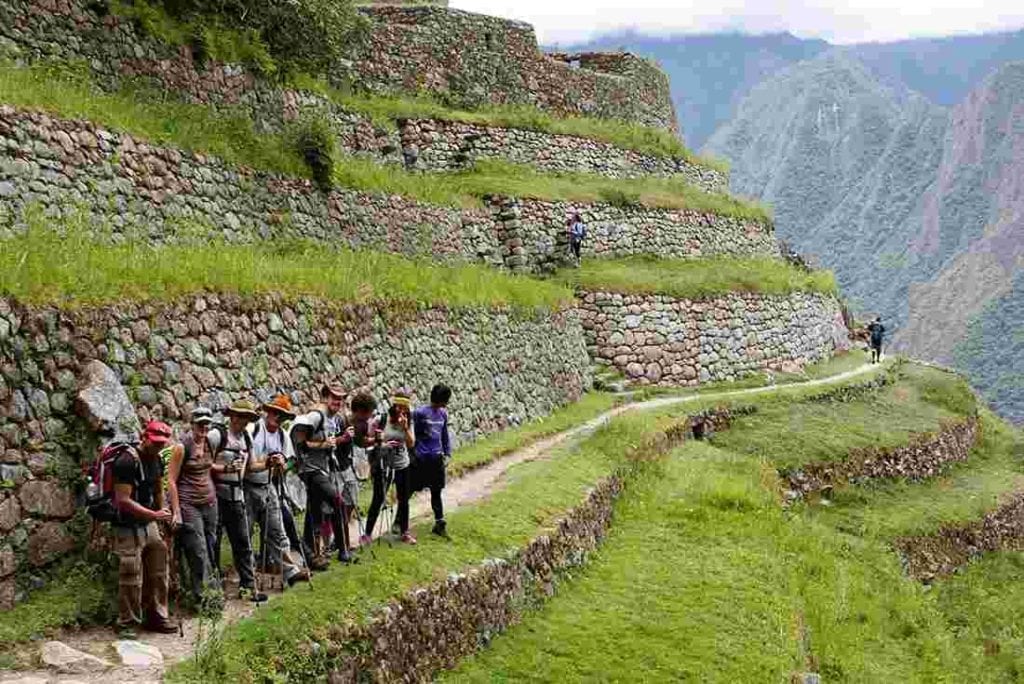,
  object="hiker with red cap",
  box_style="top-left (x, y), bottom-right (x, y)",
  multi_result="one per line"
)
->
top-left (246, 395), bottom-right (309, 588)
top-left (110, 420), bottom-right (178, 636)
